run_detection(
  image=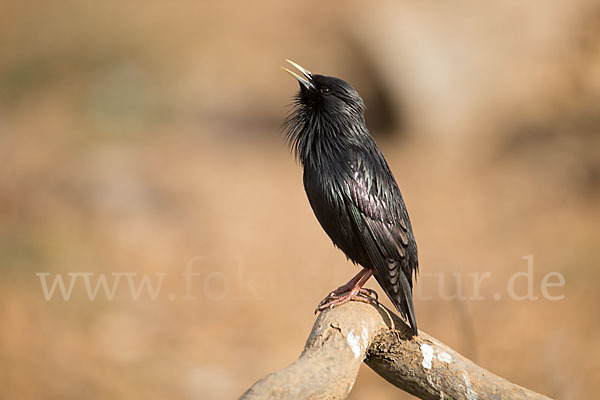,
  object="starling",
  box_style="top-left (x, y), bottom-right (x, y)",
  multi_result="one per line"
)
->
top-left (282, 60), bottom-right (419, 335)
